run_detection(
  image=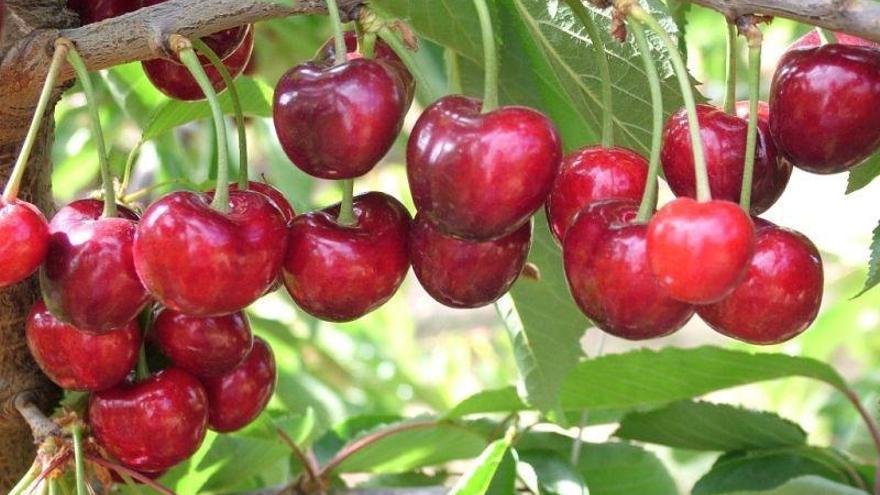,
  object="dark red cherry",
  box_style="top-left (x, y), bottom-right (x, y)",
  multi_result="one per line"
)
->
top-left (273, 58), bottom-right (409, 179)
top-left (407, 95), bottom-right (562, 240)
top-left (133, 189), bottom-right (287, 317)
top-left (0, 199), bottom-right (49, 288)
top-left (410, 213), bottom-right (531, 308)
top-left (202, 337), bottom-right (275, 432)
top-left (40, 199), bottom-right (148, 332)
top-left (89, 368), bottom-right (208, 472)
top-left (229, 181), bottom-right (295, 226)
top-left (26, 300), bottom-right (140, 391)
top-left (769, 44), bottom-right (880, 173)
top-left (698, 222), bottom-right (823, 345)
top-left (545, 146), bottom-right (648, 244)
top-left (647, 197), bottom-right (755, 304)
top-left (661, 103), bottom-right (791, 215)
top-left (788, 30), bottom-right (879, 51)
top-left (66, 0), bottom-right (140, 24)
top-left (154, 309), bottom-right (253, 378)
top-left (282, 192), bottom-right (410, 322)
